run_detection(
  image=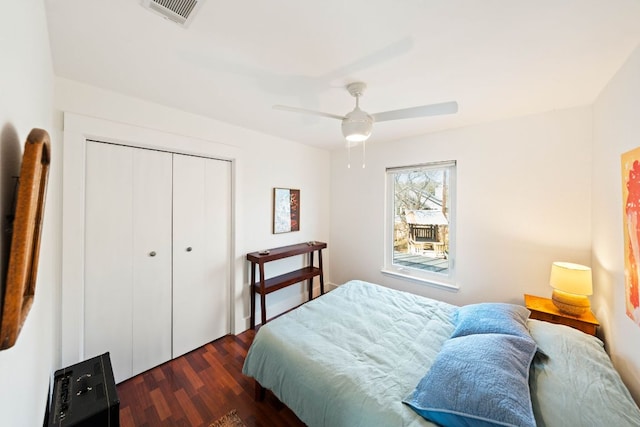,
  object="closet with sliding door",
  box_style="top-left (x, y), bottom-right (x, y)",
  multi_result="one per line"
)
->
top-left (83, 140), bottom-right (230, 383)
